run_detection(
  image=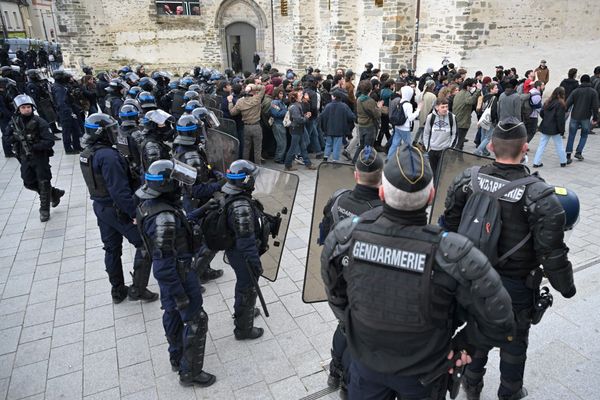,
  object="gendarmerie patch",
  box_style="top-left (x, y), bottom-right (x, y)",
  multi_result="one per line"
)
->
top-left (472, 173), bottom-right (526, 202)
top-left (351, 241), bottom-right (427, 273)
